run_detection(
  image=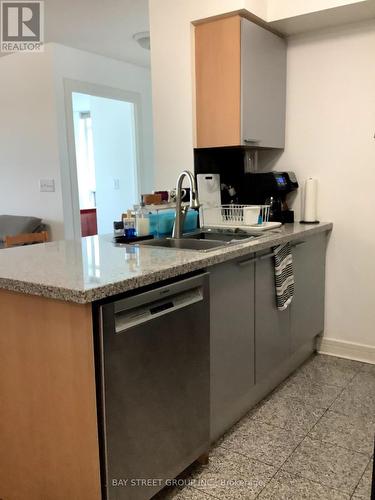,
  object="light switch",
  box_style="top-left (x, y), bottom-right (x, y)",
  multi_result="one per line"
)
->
top-left (114, 178), bottom-right (120, 190)
top-left (40, 179), bottom-right (55, 192)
